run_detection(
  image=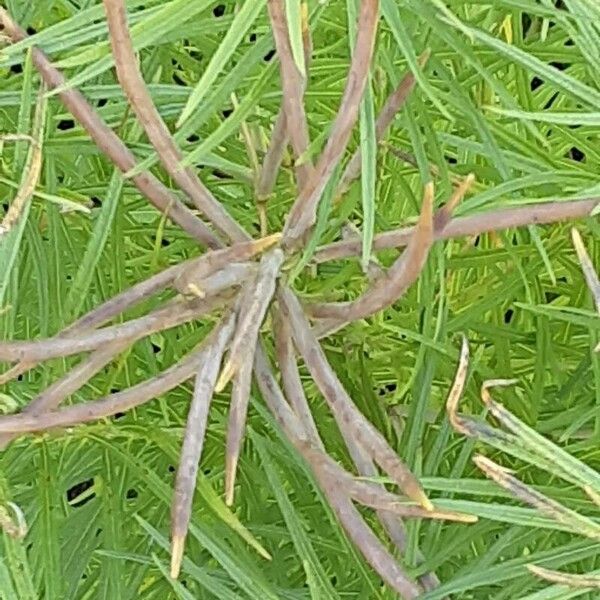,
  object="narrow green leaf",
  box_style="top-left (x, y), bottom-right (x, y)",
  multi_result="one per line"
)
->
top-left (381, 0), bottom-right (452, 120)
top-left (48, 0), bottom-right (214, 96)
top-left (254, 435), bottom-right (340, 600)
top-left (0, 0), bottom-right (158, 60)
top-left (180, 61), bottom-right (276, 167)
top-left (0, 559), bottom-right (18, 600)
top-left (486, 107), bottom-right (600, 126)
top-left (37, 444), bottom-right (63, 600)
top-left (285, 0), bottom-right (306, 78)
top-left (63, 171), bottom-right (123, 322)
top-left (445, 19), bottom-right (600, 108)
top-left (176, 0), bottom-right (268, 128)
top-left (137, 519), bottom-right (245, 600)
top-left (125, 34), bottom-right (271, 177)
top-left (420, 542), bottom-right (598, 600)
top-left (0, 71), bottom-right (47, 308)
